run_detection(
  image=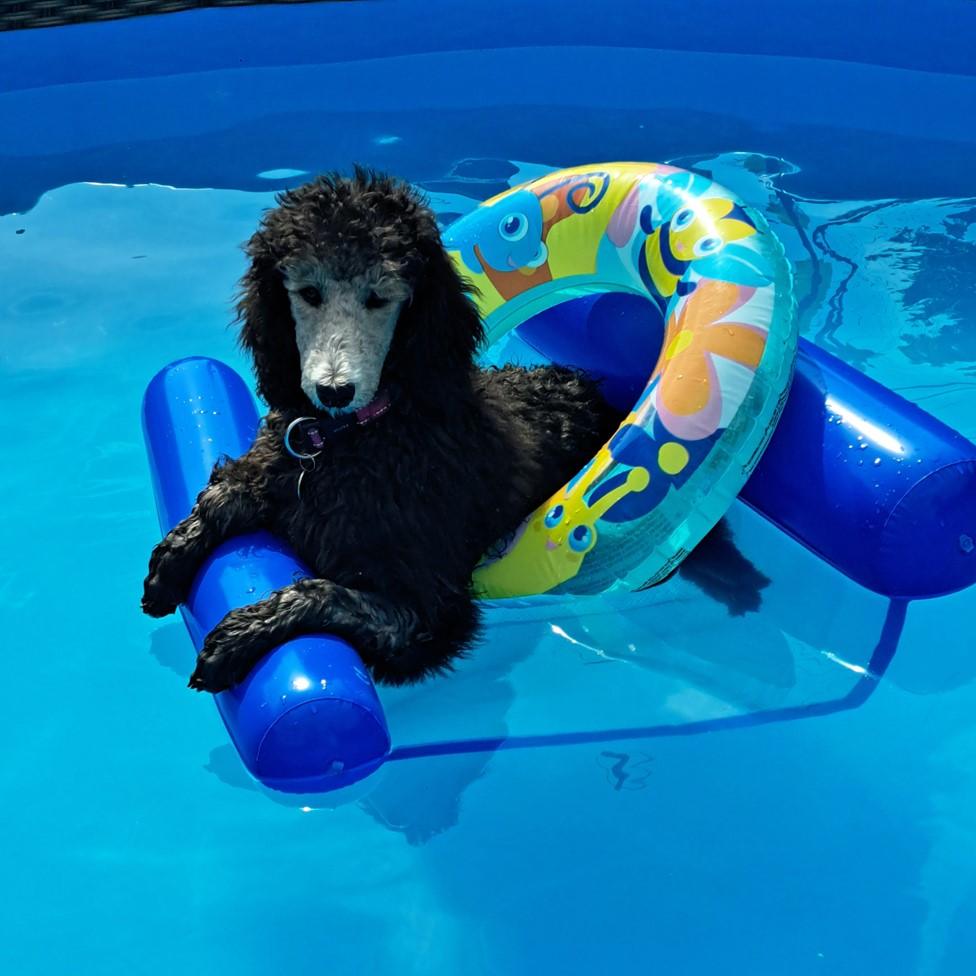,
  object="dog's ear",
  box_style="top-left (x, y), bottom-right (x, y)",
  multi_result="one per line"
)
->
top-left (236, 230), bottom-right (306, 412)
top-left (388, 237), bottom-right (486, 386)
